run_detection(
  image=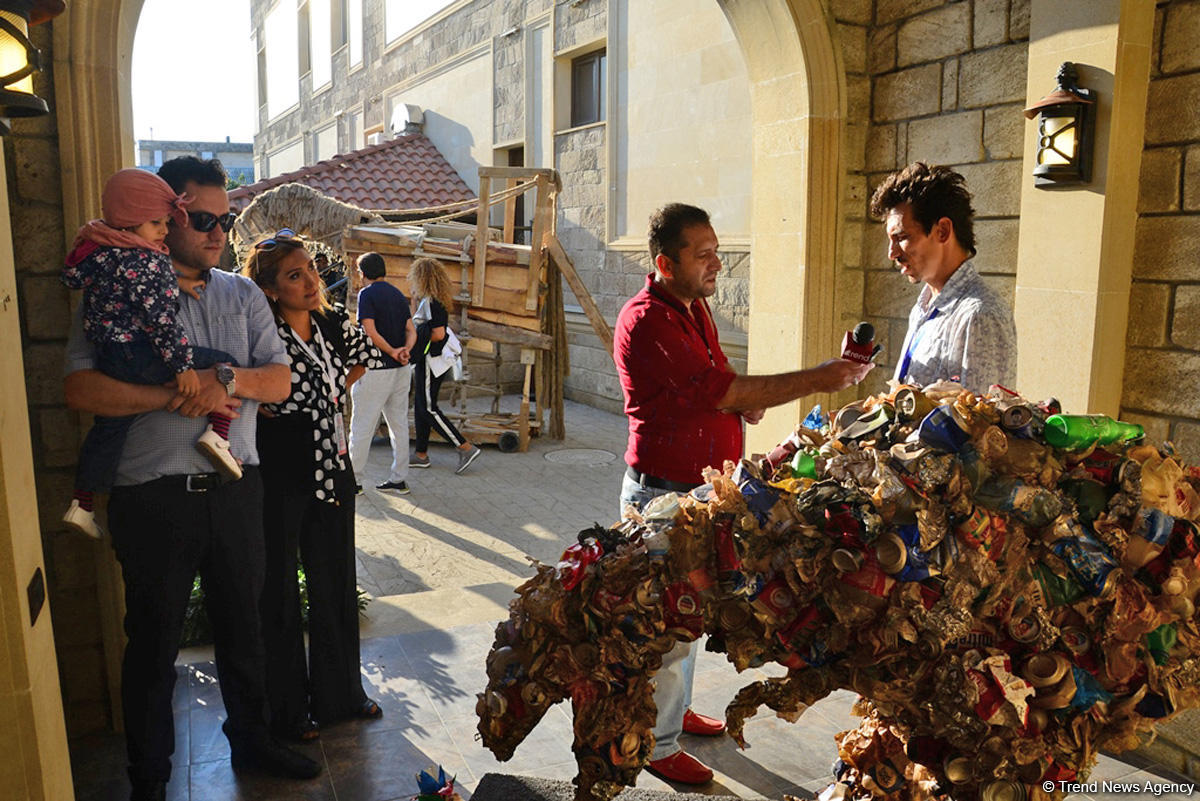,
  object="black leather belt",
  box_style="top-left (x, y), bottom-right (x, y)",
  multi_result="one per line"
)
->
top-left (160, 472), bottom-right (225, 492)
top-left (626, 466), bottom-right (697, 494)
